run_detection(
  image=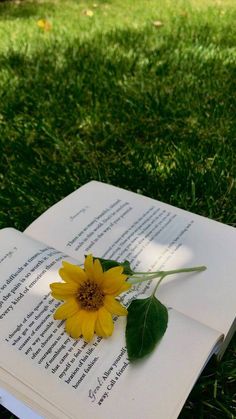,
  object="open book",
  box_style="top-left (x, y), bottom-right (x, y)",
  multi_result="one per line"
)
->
top-left (0, 181), bottom-right (235, 419)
